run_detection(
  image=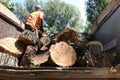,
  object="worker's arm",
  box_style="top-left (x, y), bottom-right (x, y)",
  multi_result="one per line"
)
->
top-left (41, 18), bottom-right (44, 33)
top-left (40, 12), bottom-right (44, 33)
